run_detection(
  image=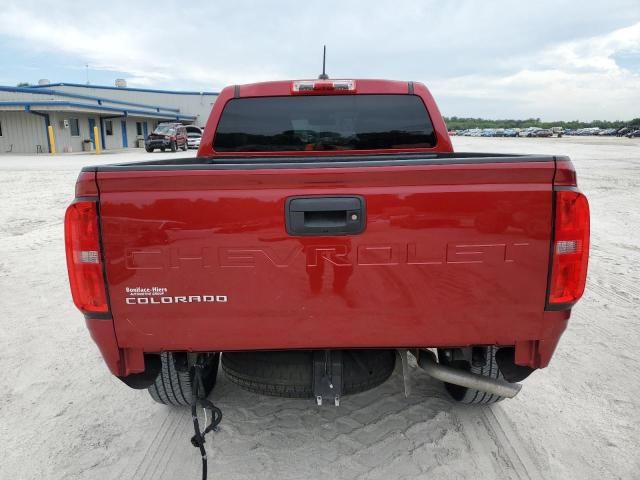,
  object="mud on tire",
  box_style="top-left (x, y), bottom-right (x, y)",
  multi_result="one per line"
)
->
top-left (148, 352), bottom-right (220, 407)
